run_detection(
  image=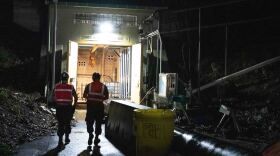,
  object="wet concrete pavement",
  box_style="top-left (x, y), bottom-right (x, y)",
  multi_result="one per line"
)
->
top-left (14, 110), bottom-right (124, 156)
